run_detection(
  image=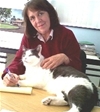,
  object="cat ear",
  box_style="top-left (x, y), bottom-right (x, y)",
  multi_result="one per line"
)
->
top-left (36, 44), bottom-right (42, 53)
